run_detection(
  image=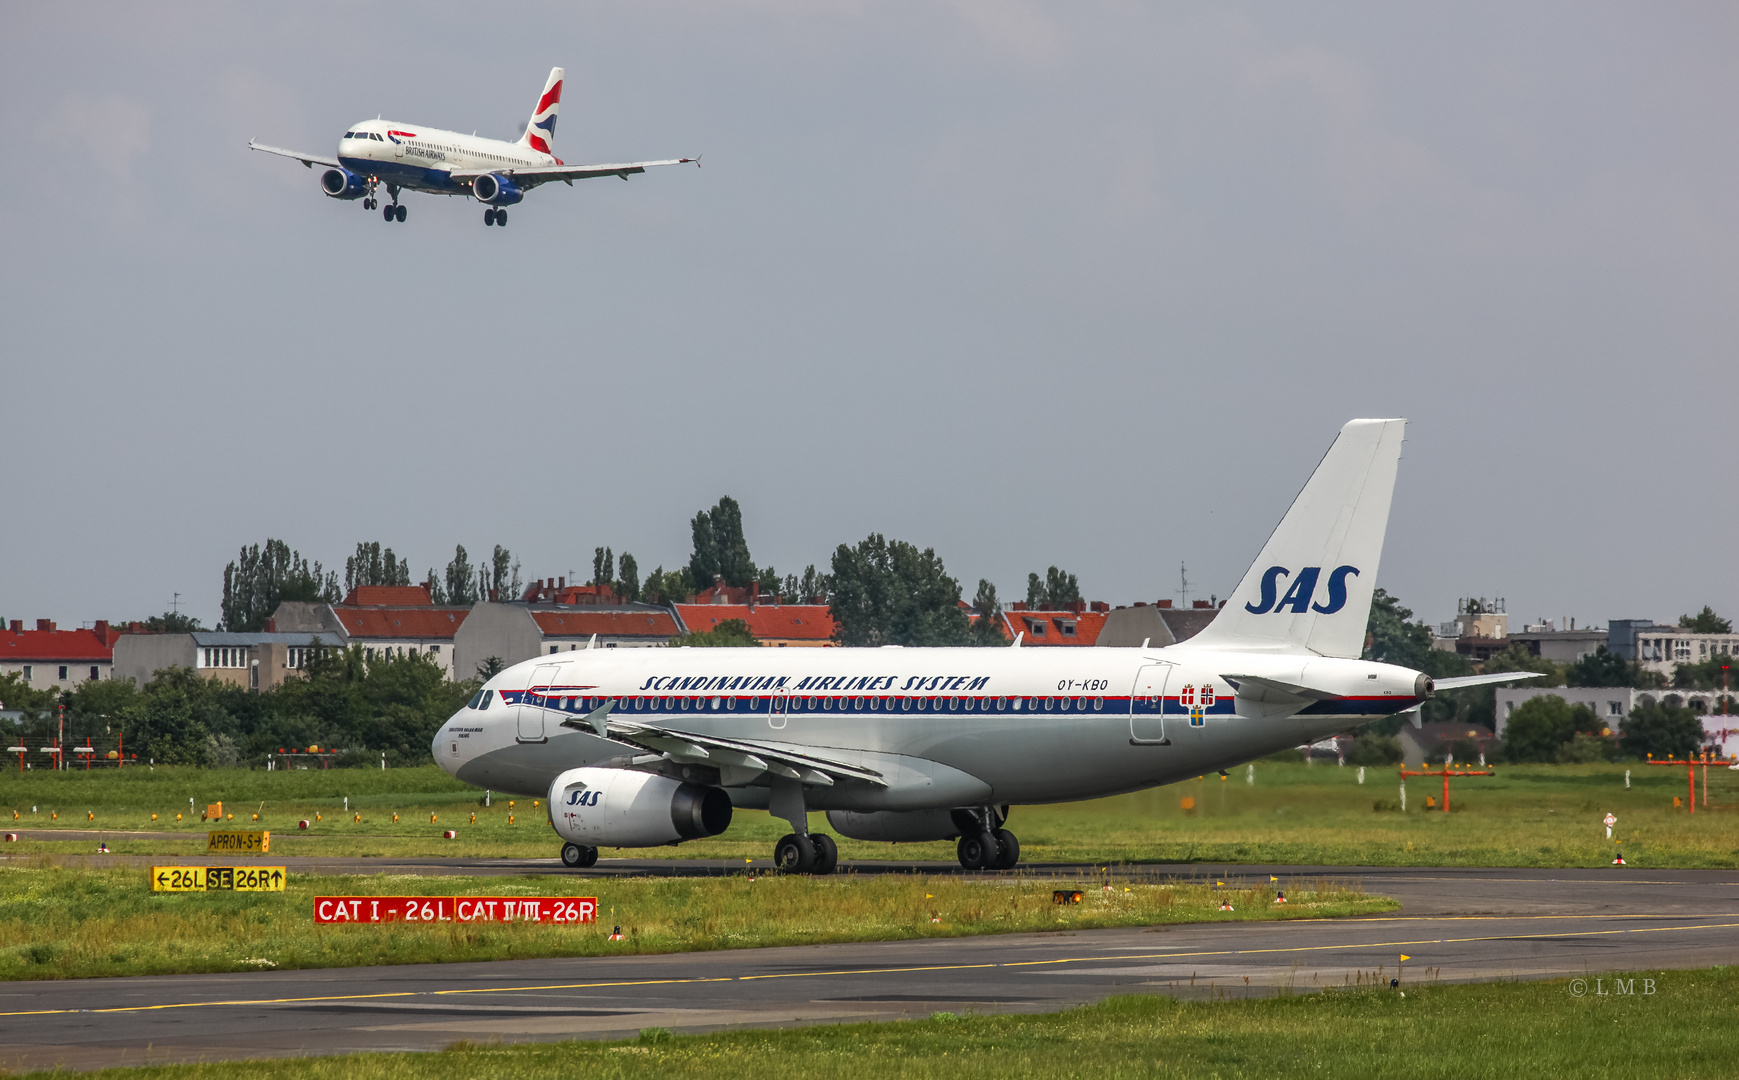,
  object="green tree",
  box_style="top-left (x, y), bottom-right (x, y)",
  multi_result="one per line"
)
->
top-left (689, 497), bottom-right (755, 589)
top-left (670, 618), bottom-right (760, 647)
top-left (220, 540), bottom-right (339, 632)
top-left (344, 542), bottom-right (411, 593)
top-left (1566, 646), bottom-right (1650, 688)
top-left (1025, 567), bottom-right (1081, 610)
top-left (443, 545), bottom-right (478, 605)
top-left (424, 569), bottom-right (446, 604)
top-left (1671, 654), bottom-right (1739, 691)
top-left (1363, 588), bottom-right (1434, 669)
top-left (1620, 701), bottom-right (1705, 759)
top-left (593, 547), bottom-right (613, 589)
top-left (642, 566), bottom-right (694, 606)
top-left (756, 564), bottom-right (782, 599)
top-left (782, 565), bottom-right (829, 604)
top-left (1679, 606), bottom-right (1732, 634)
top-left (483, 545), bottom-right (519, 601)
top-left (618, 553), bottom-right (641, 603)
top-left (476, 656), bottom-right (506, 680)
top-left (829, 534), bottom-right (971, 647)
top-left (1500, 695), bottom-right (1577, 762)
top-left (121, 611), bottom-right (205, 633)
top-left (969, 579), bottom-right (1006, 646)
